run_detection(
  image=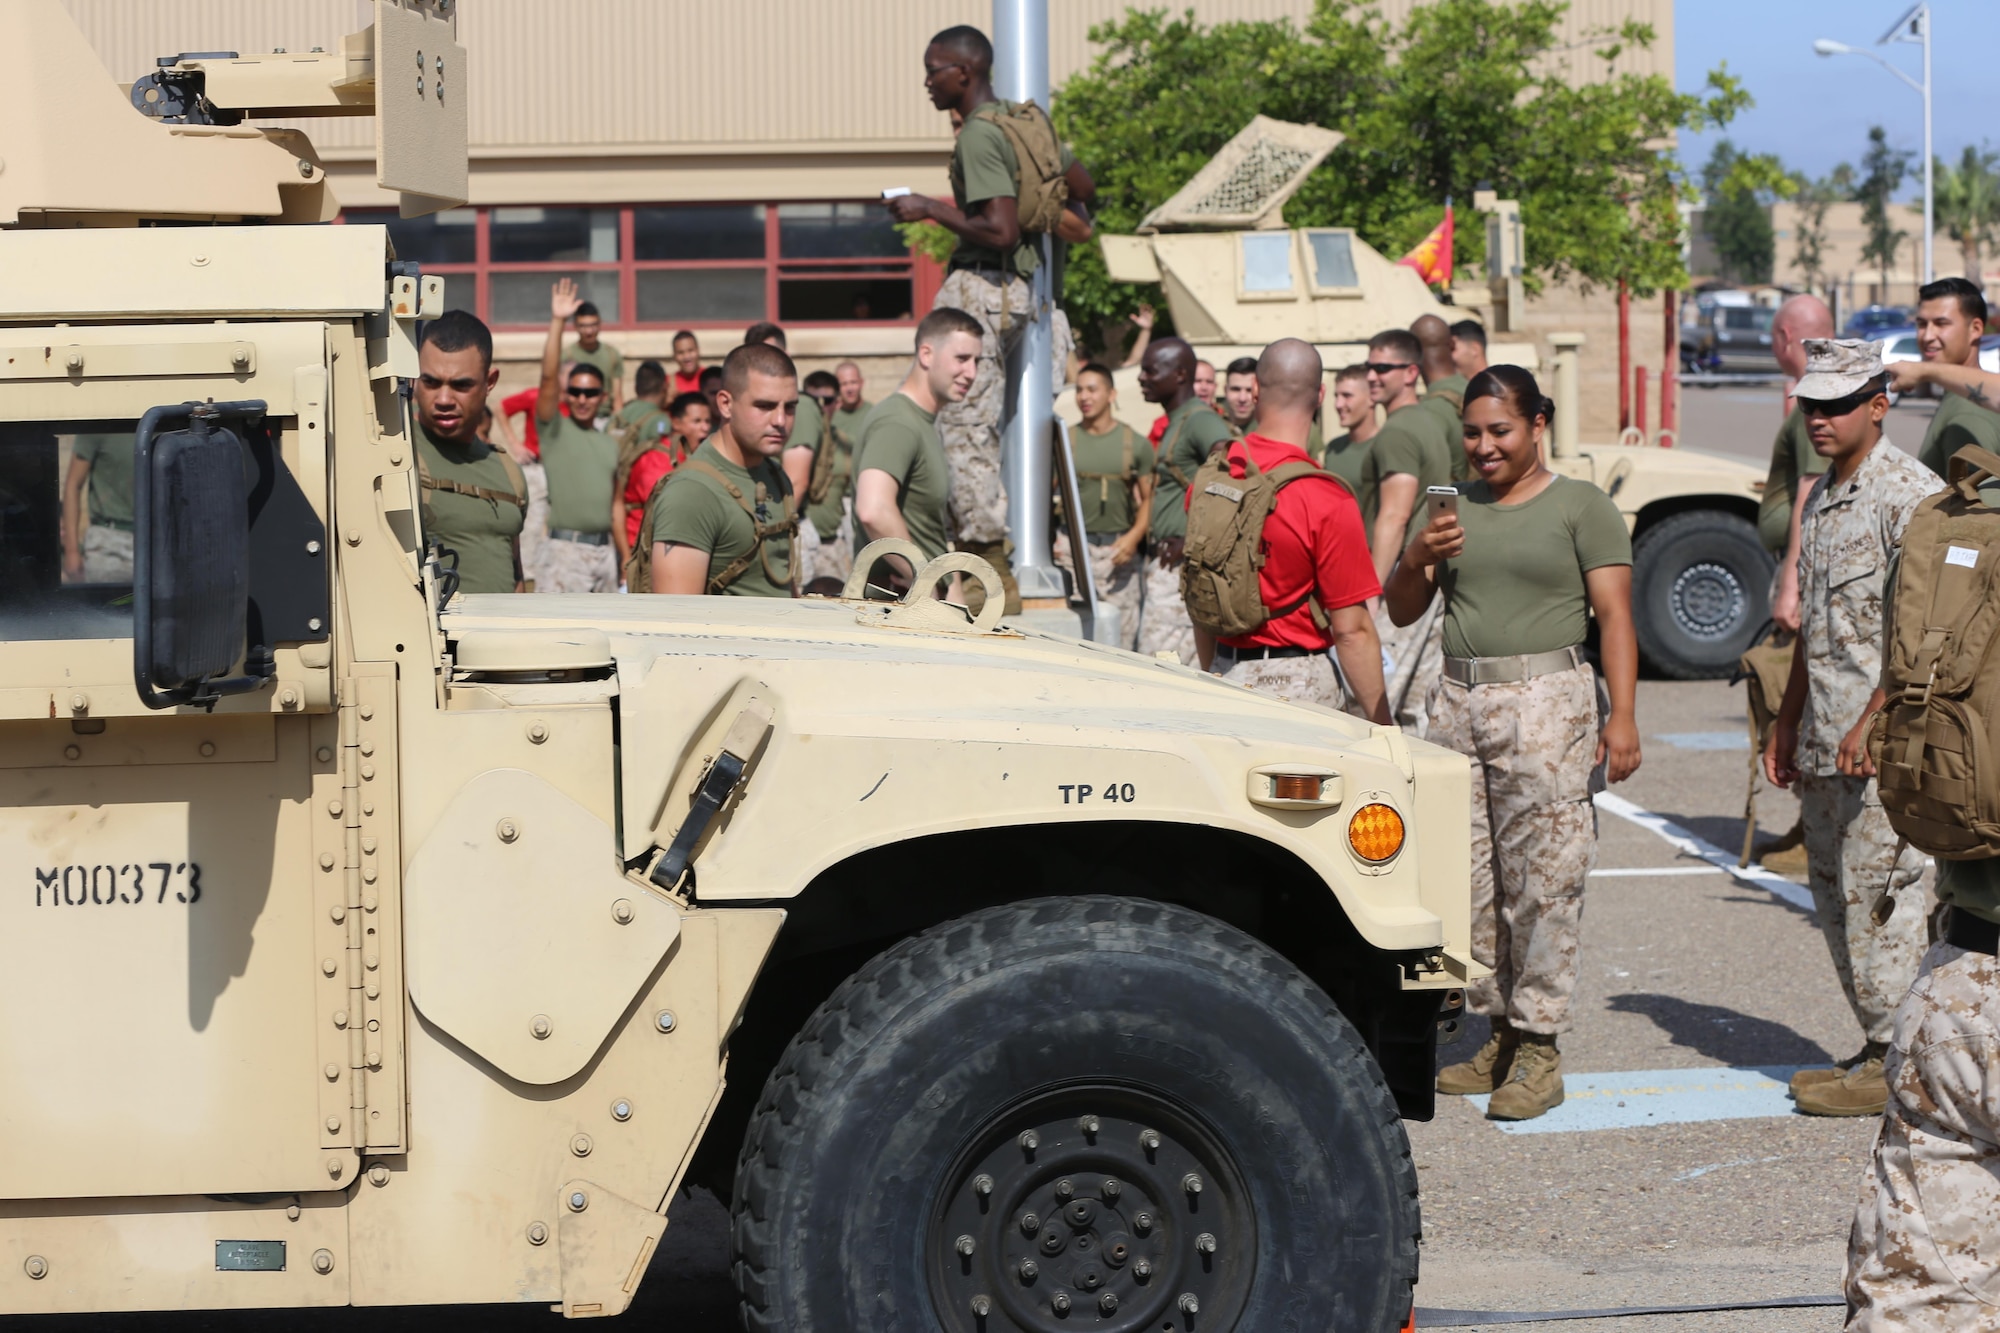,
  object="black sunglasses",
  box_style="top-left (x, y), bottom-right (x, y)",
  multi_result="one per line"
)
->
top-left (566, 385), bottom-right (604, 398)
top-left (1799, 389), bottom-right (1878, 418)
top-left (1362, 361), bottom-right (1414, 375)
